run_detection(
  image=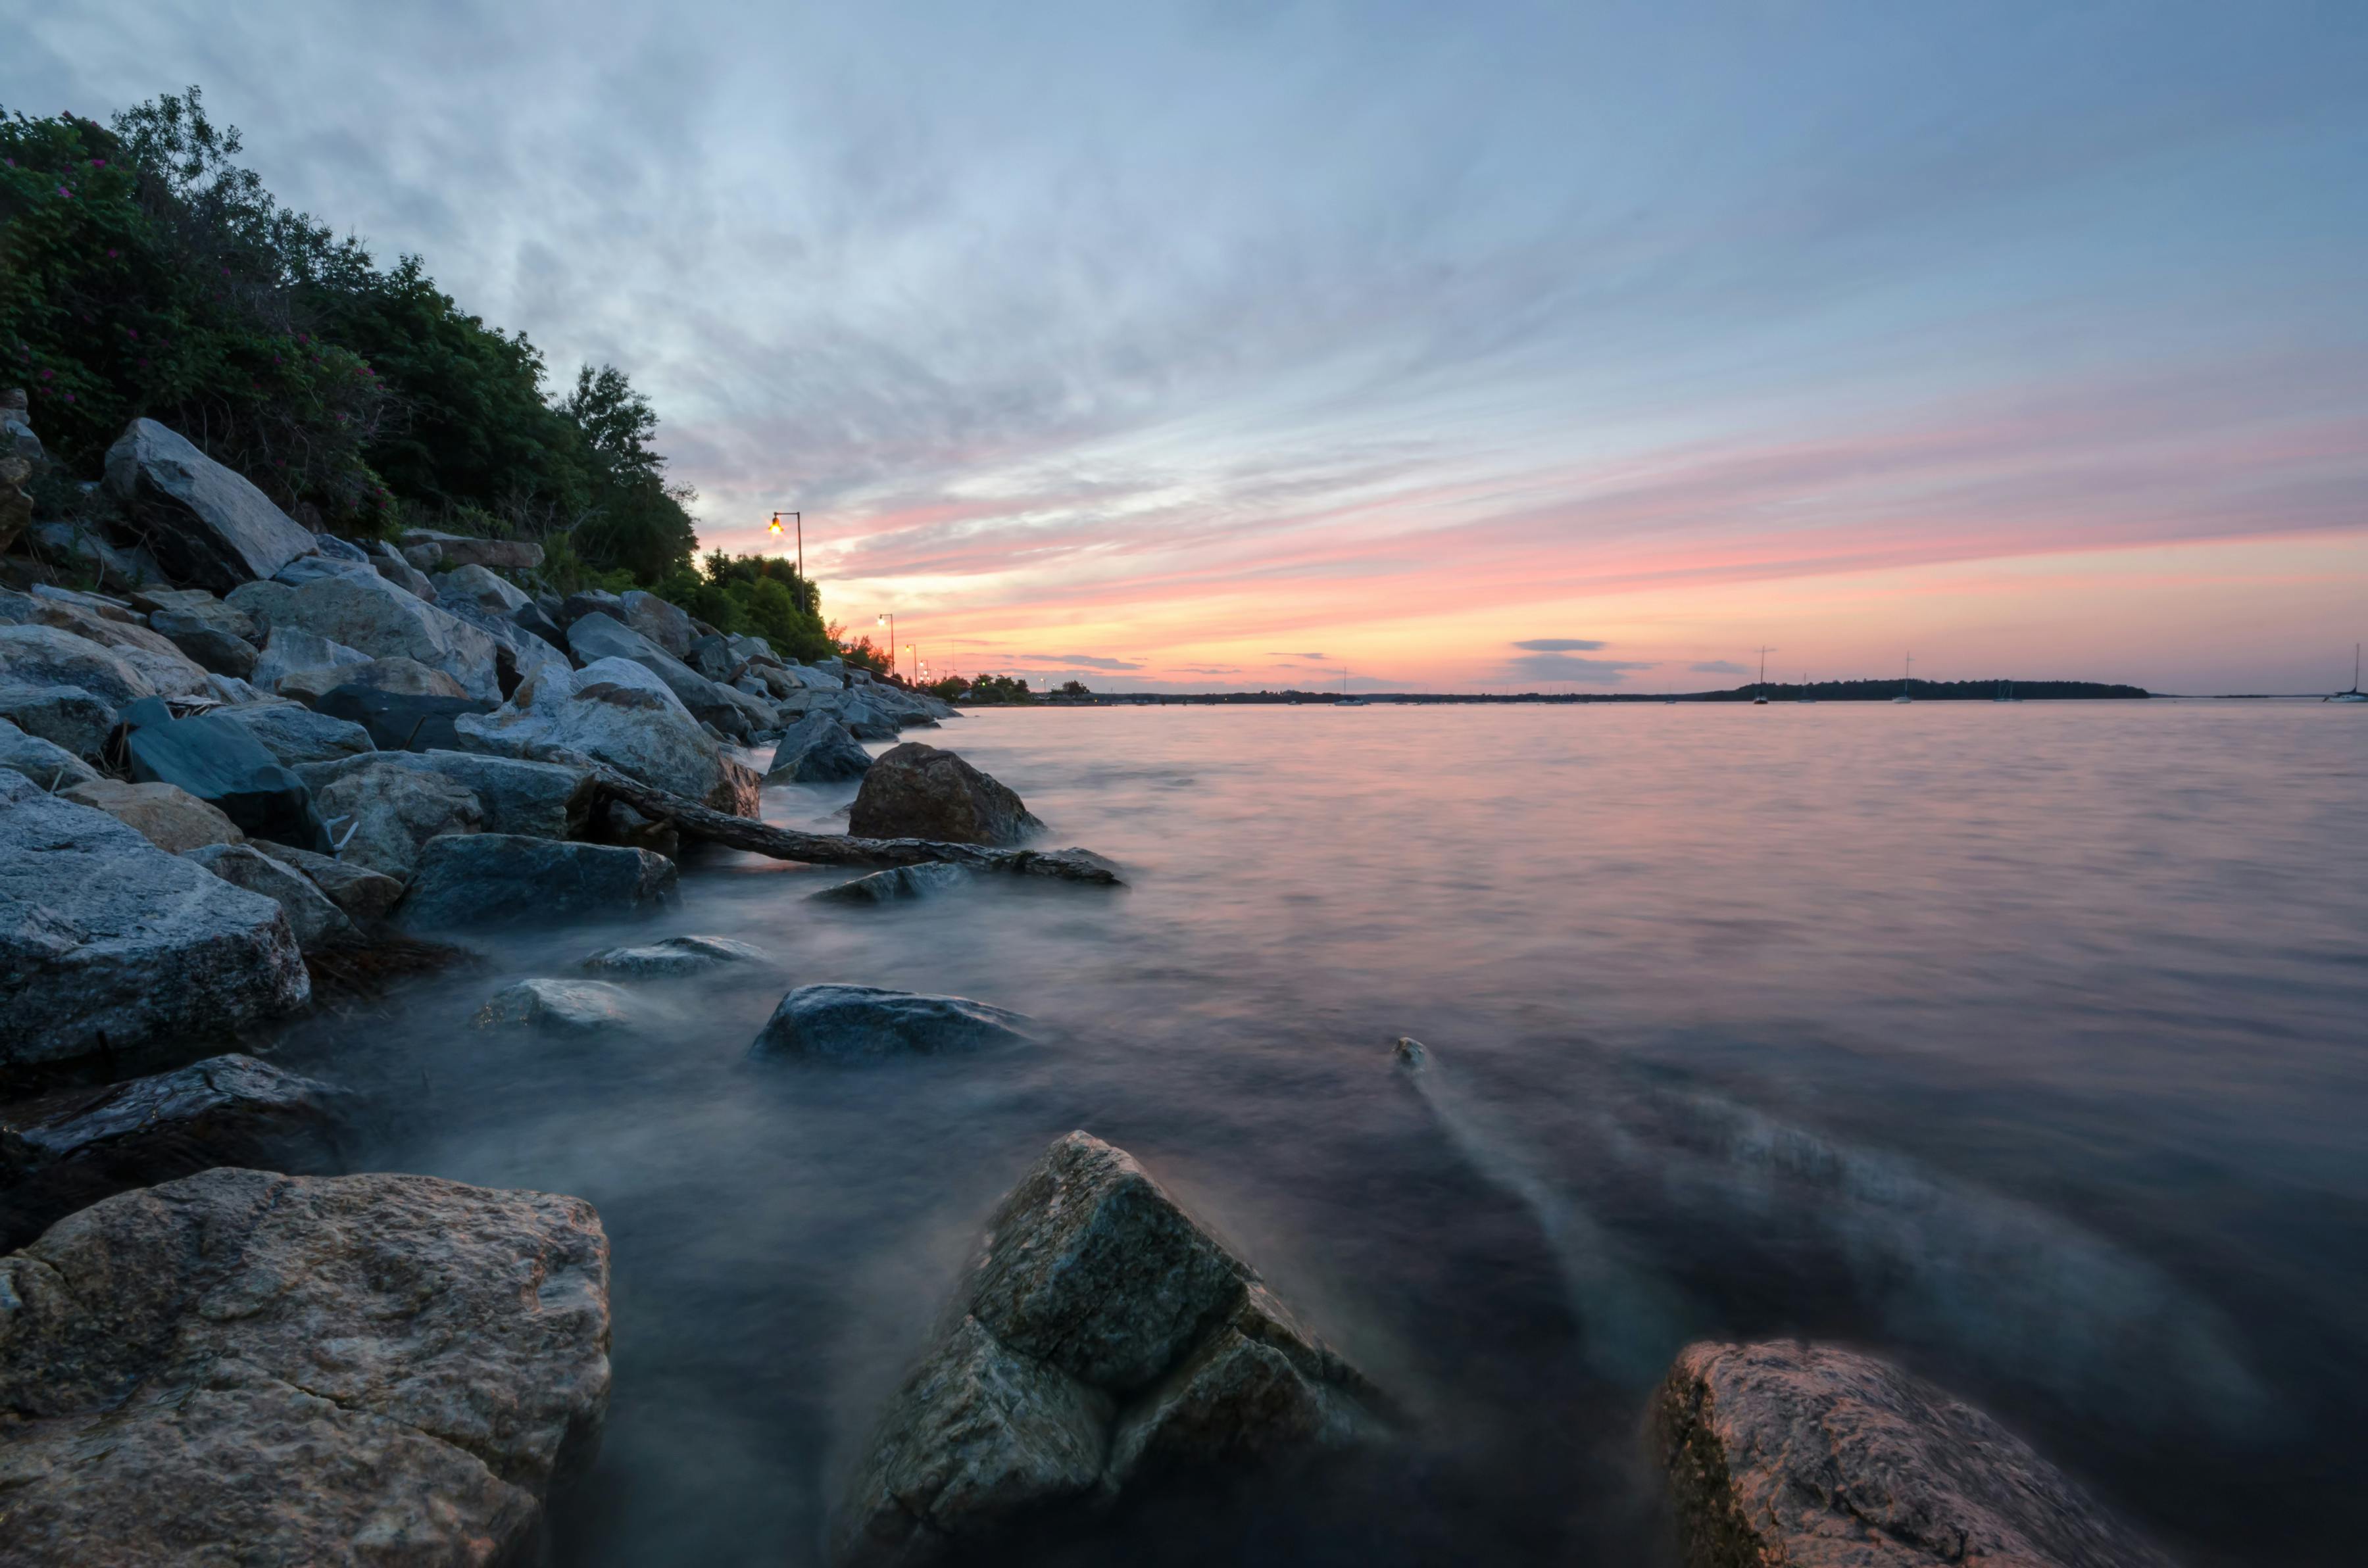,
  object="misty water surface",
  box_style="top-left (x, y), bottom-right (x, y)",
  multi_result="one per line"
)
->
top-left (281, 701), bottom-right (2368, 1567)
